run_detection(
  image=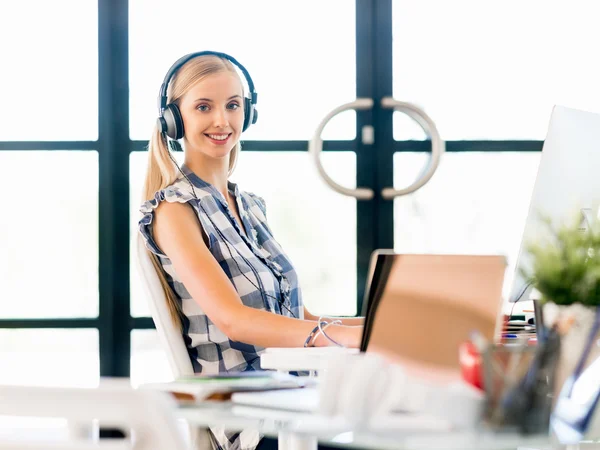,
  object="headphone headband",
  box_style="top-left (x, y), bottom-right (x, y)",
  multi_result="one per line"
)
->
top-left (157, 51), bottom-right (257, 114)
